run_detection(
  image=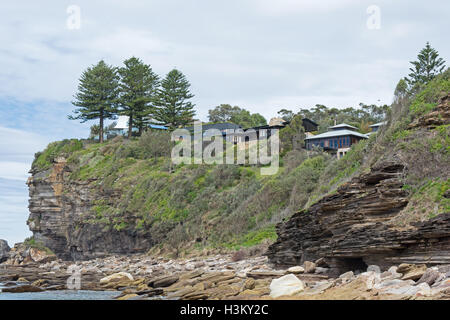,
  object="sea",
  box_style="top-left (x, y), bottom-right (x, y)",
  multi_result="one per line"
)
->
top-left (0, 282), bottom-right (119, 300)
